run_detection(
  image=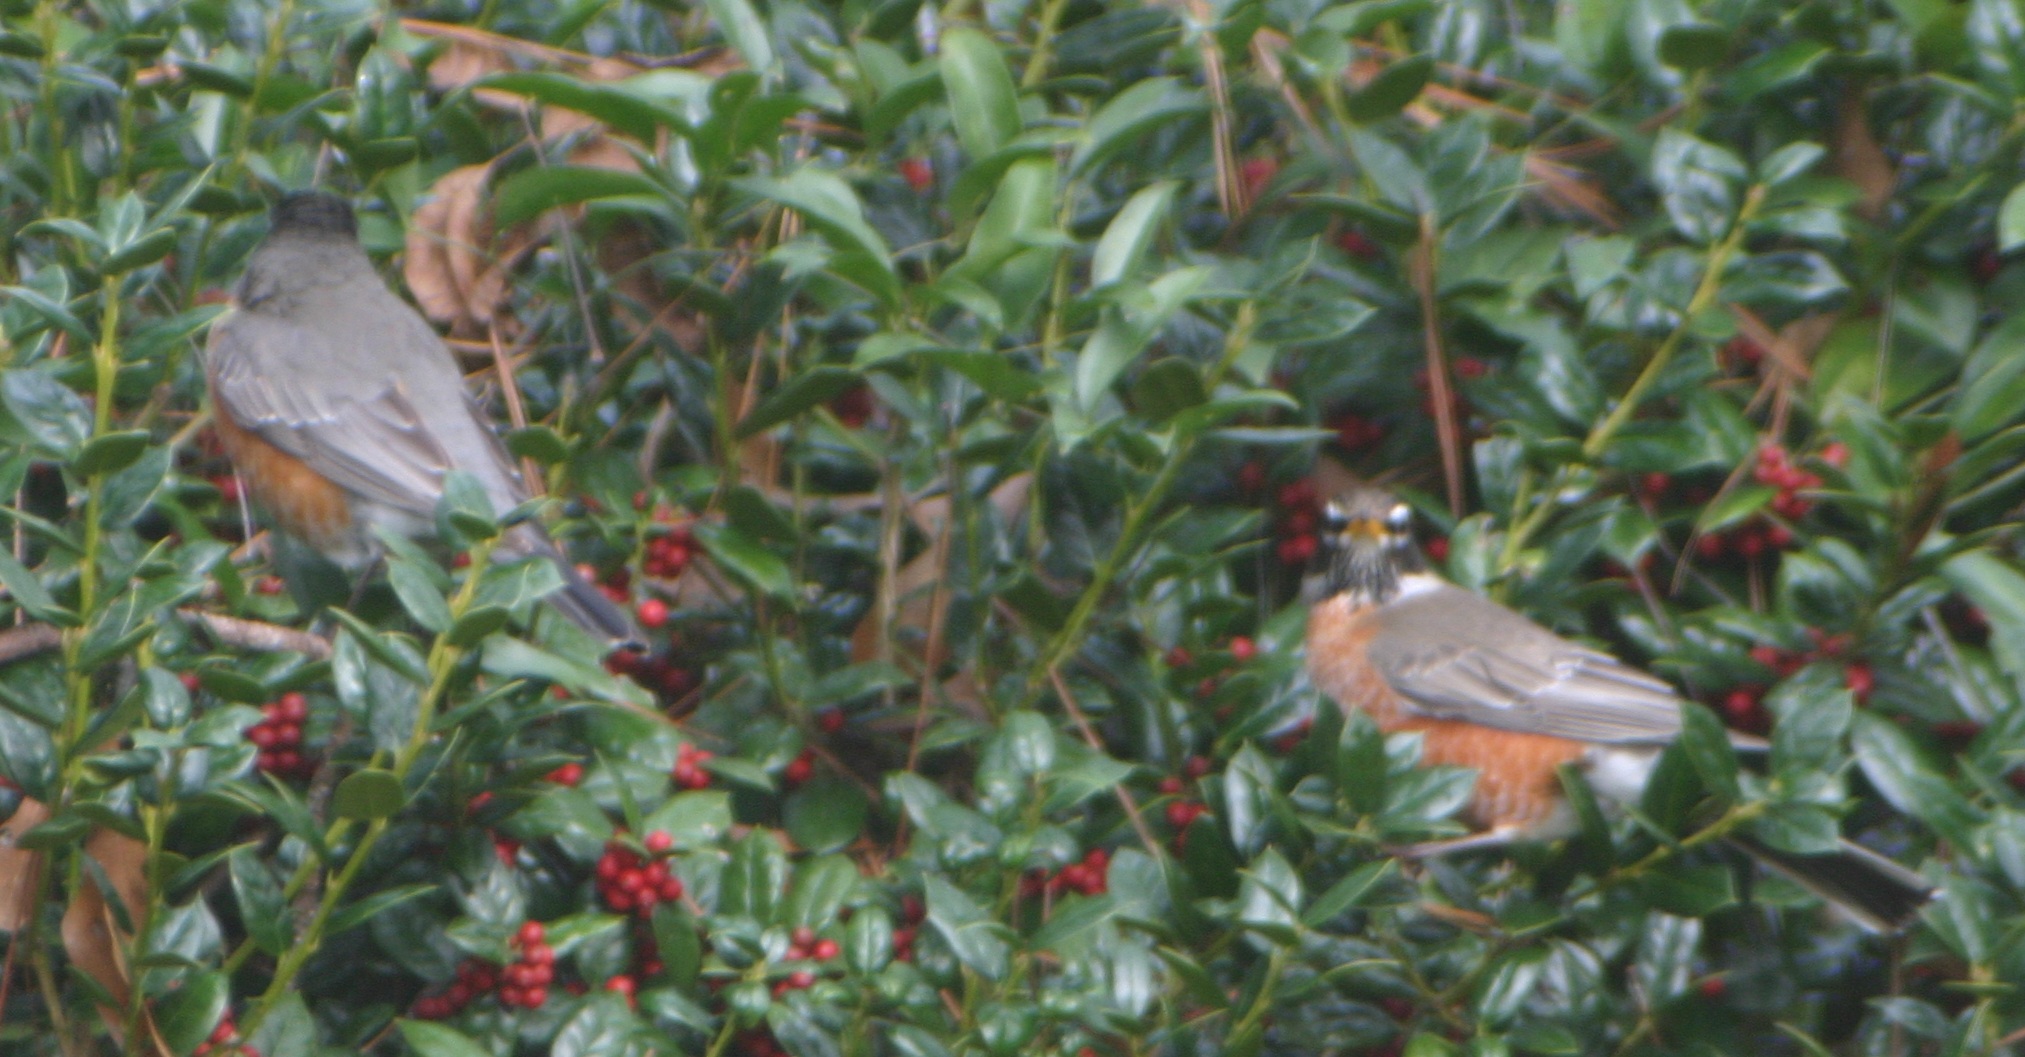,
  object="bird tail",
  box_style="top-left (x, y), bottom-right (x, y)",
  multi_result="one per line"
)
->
top-left (1727, 834), bottom-right (1933, 933)
top-left (546, 561), bottom-right (643, 650)
top-left (501, 525), bottom-right (642, 650)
